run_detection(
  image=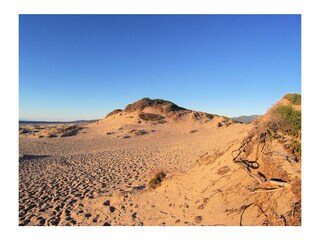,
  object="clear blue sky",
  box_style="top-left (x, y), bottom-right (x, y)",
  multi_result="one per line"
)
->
top-left (19, 15), bottom-right (301, 121)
